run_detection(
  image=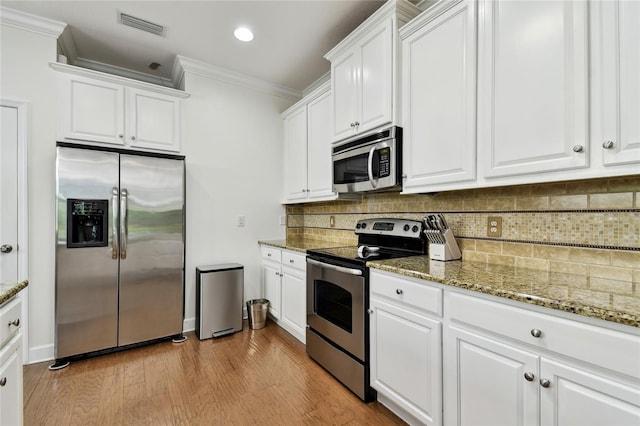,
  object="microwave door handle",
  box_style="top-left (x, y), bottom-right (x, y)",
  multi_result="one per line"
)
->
top-left (111, 187), bottom-right (119, 259)
top-left (367, 146), bottom-right (378, 189)
top-left (120, 189), bottom-right (128, 260)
